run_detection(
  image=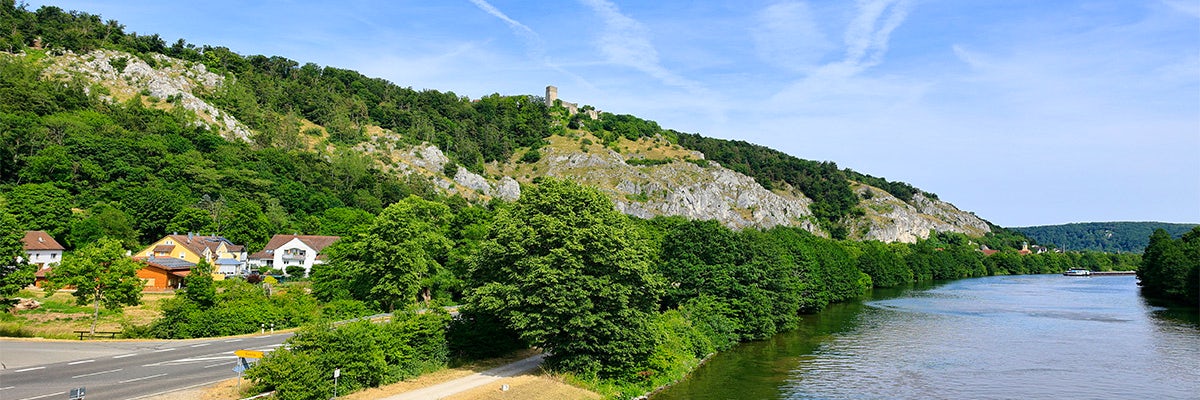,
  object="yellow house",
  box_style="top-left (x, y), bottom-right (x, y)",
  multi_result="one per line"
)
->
top-left (136, 233), bottom-right (246, 271)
